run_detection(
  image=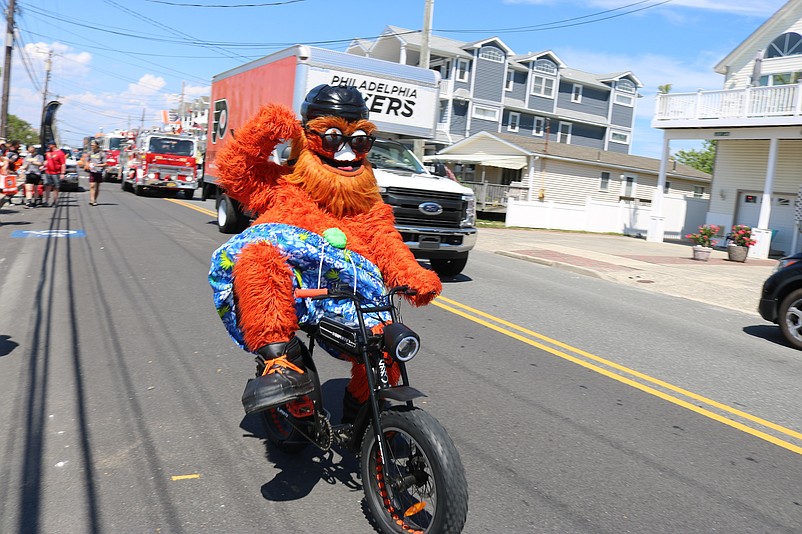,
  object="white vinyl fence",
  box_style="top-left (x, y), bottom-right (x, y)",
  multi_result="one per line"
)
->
top-left (506, 195), bottom-right (708, 239)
